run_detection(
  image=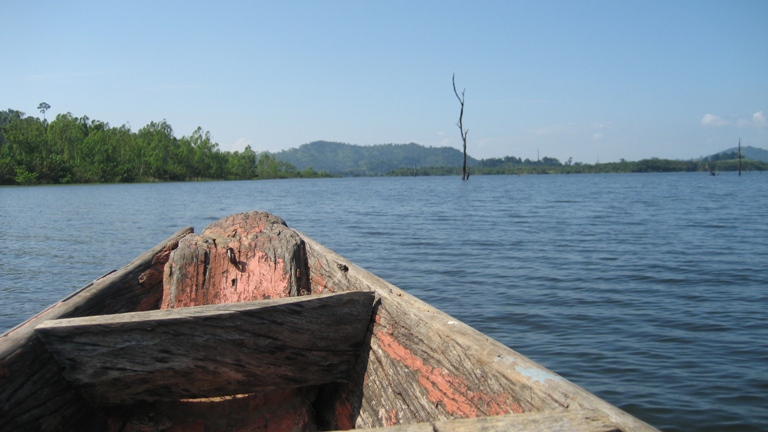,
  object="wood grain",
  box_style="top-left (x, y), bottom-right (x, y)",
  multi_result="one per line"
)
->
top-left (35, 292), bottom-right (374, 405)
top-left (332, 409), bottom-right (620, 432)
top-left (162, 211), bottom-right (311, 308)
top-left (302, 234), bottom-right (658, 431)
top-left (0, 227), bottom-right (191, 432)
